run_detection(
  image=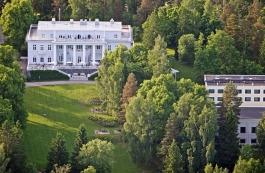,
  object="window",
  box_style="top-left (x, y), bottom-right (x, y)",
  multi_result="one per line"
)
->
top-left (77, 35), bottom-right (81, 39)
top-left (96, 45), bottom-right (101, 50)
top-left (33, 45), bottom-right (36, 50)
top-left (208, 89), bottom-right (215, 93)
top-left (88, 35), bottom-right (91, 39)
top-left (77, 45), bottom-right (82, 50)
top-left (58, 45), bottom-right (63, 49)
top-left (245, 89), bottom-right (251, 94)
top-left (209, 97), bottom-right (215, 101)
top-left (254, 89), bottom-right (260, 94)
top-left (254, 97), bottom-right (260, 102)
top-left (97, 35), bottom-right (101, 39)
top-left (217, 97), bottom-right (223, 101)
top-left (240, 127), bottom-right (246, 133)
top-left (48, 57), bottom-right (51, 63)
top-left (263, 97), bottom-right (265, 102)
top-left (48, 45), bottom-right (51, 50)
top-left (252, 127), bottom-right (256, 133)
top-left (245, 97), bottom-right (251, 101)
top-left (42, 34), bottom-right (45, 38)
top-left (114, 34), bottom-right (118, 38)
top-left (237, 89), bottom-right (242, 94)
top-left (33, 57), bottom-right (36, 62)
top-left (263, 90), bottom-right (265, 94)
top-left (251, 139), bottom-right (257, 144)
top-left (77, 56), bottom-right (82, 63)
top-left (108, 45), bottom-right (111, 51)
top-left (240, 139), bottom-right (246, 144)
top-left (59, 55), bottom-right (63, 62)
top-left (50, 34), bottom-right (53, 38)
top-left (218, 89), bottom-right (223, 93)
top-left (40, 45), bottom-right (44, 50)
top-left (40, 57), bottom-right (44, 62)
